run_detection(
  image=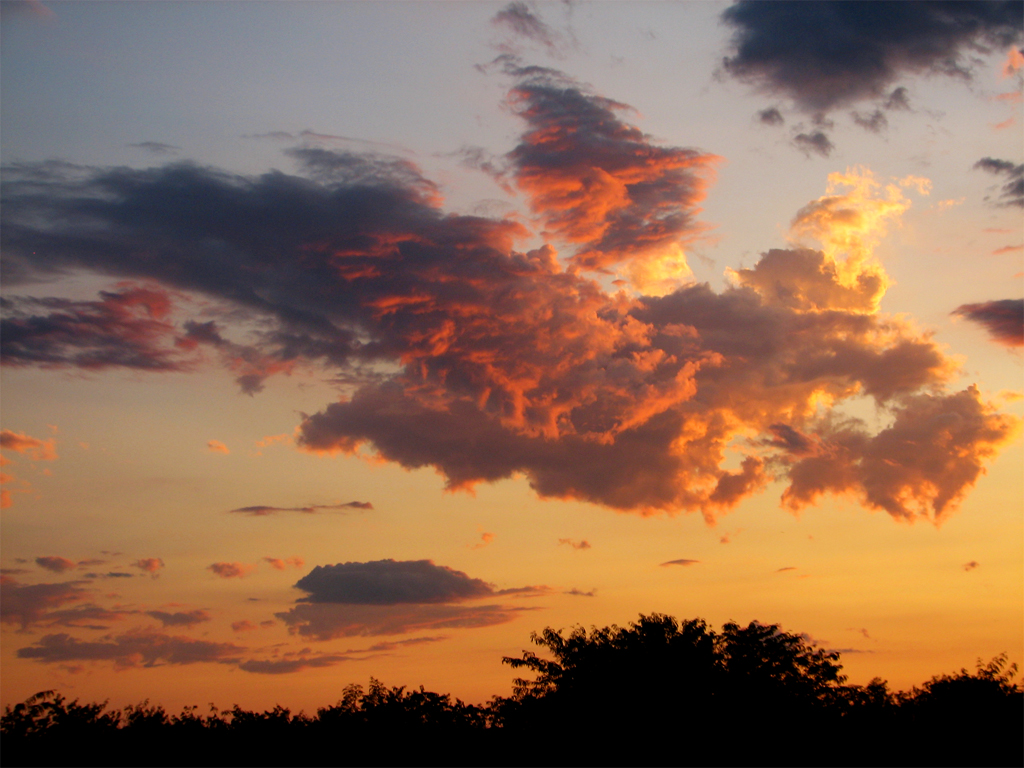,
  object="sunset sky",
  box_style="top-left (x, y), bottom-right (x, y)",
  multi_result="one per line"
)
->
top-left (1, 1), bottom-right (1022, 714)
